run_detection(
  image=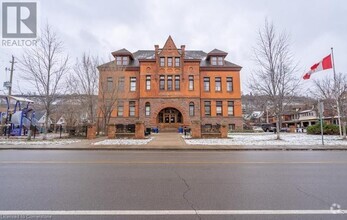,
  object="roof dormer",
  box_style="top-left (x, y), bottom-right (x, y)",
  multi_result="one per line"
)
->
top-left (206, 49), bottom-right (228, 66)
top-left (111, 48), bottom-right (134, 66)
